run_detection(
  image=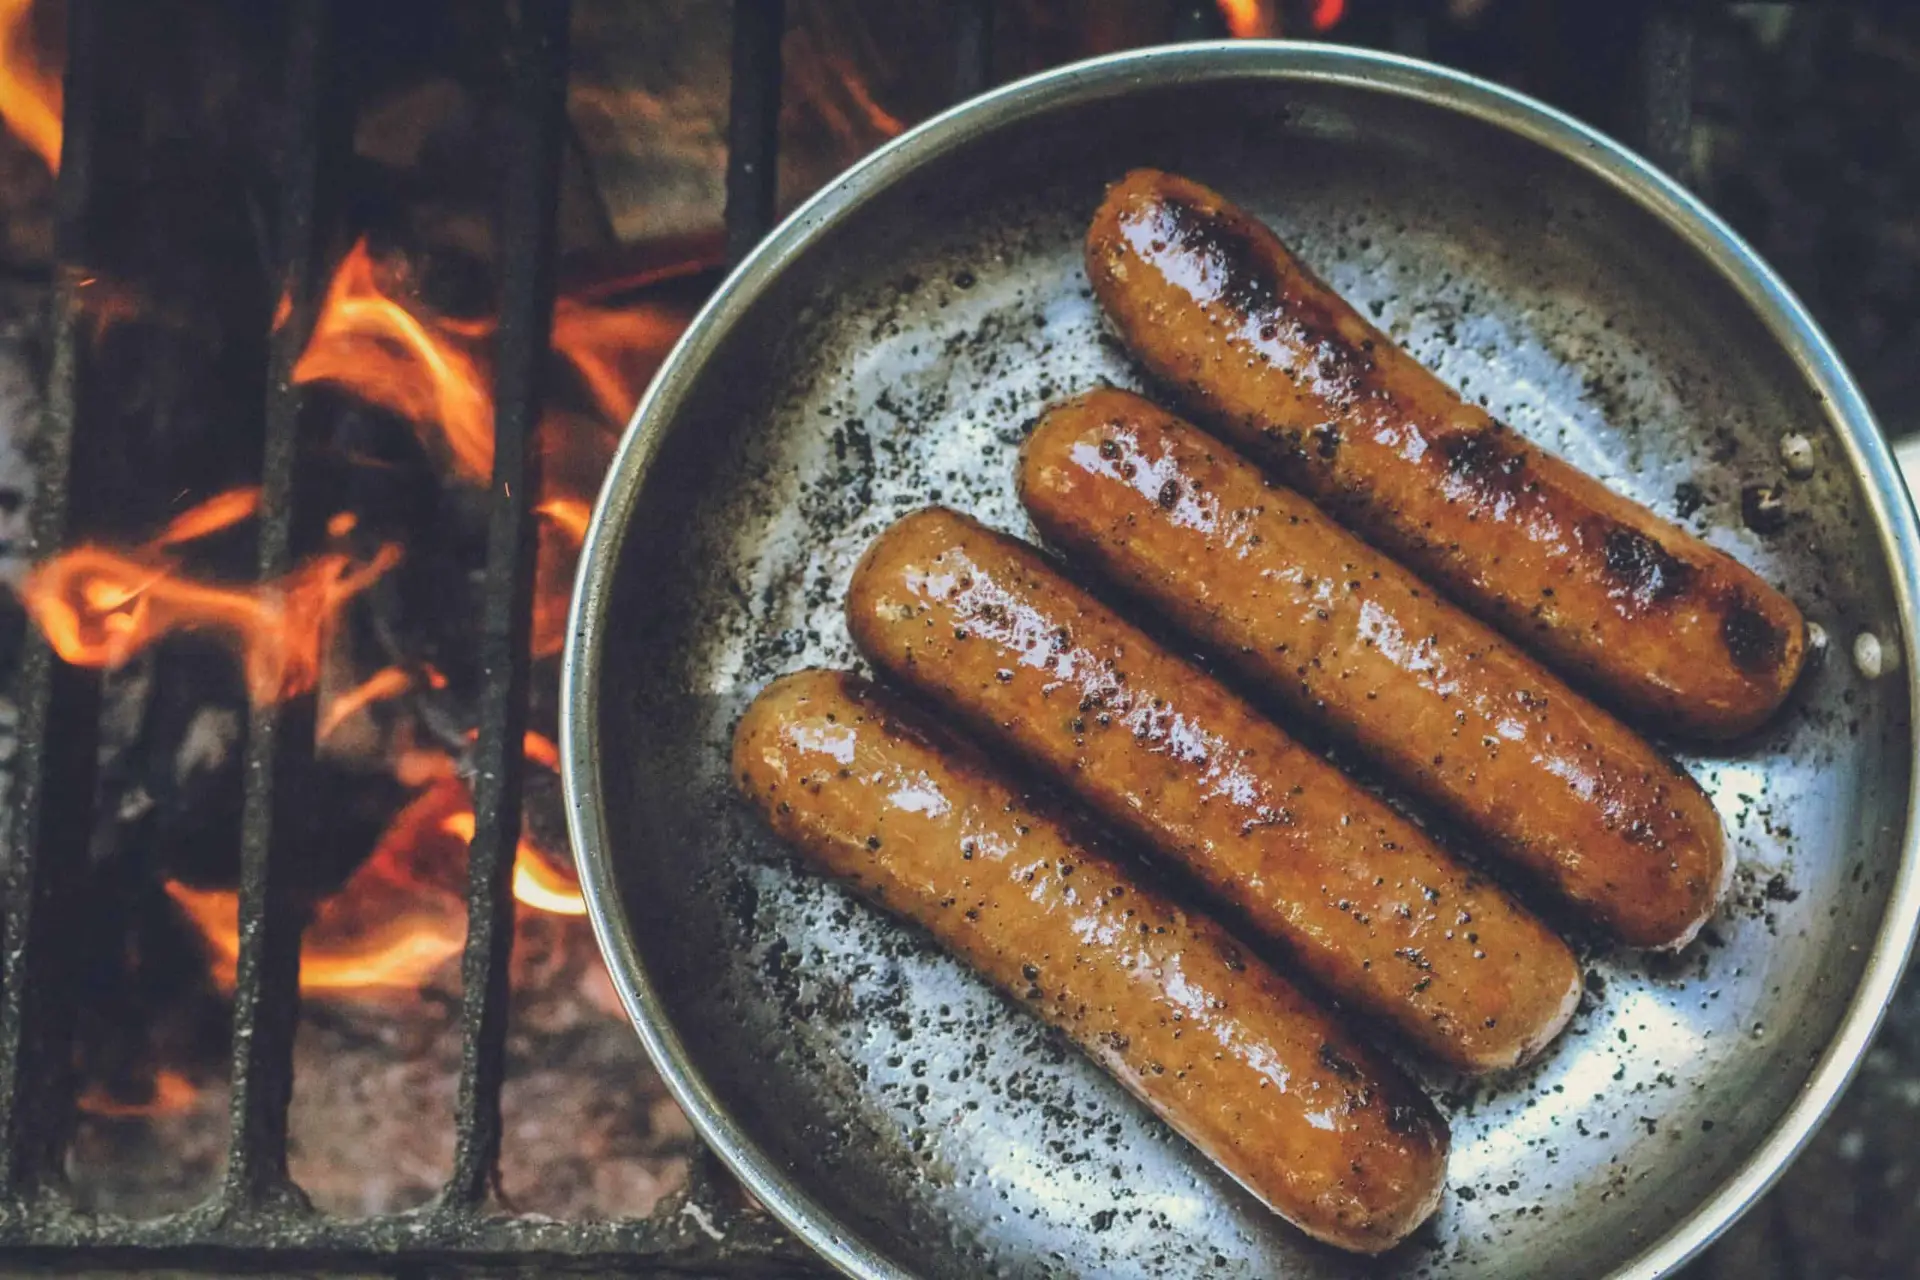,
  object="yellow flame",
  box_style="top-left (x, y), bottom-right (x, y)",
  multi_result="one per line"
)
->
top-left (0, 0), bottom-right (60, 172)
